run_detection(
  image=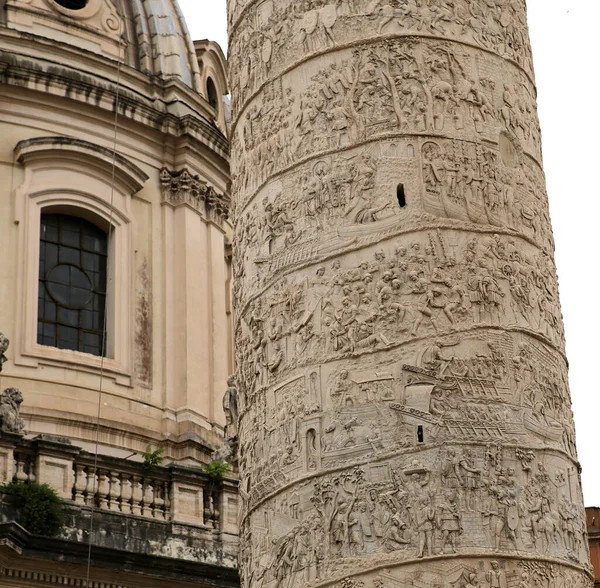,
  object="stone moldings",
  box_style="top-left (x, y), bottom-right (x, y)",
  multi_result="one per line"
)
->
top-left (228, 1), bottom-right (593, 587)
top-left (160, 168), bottom-right (231, 225)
